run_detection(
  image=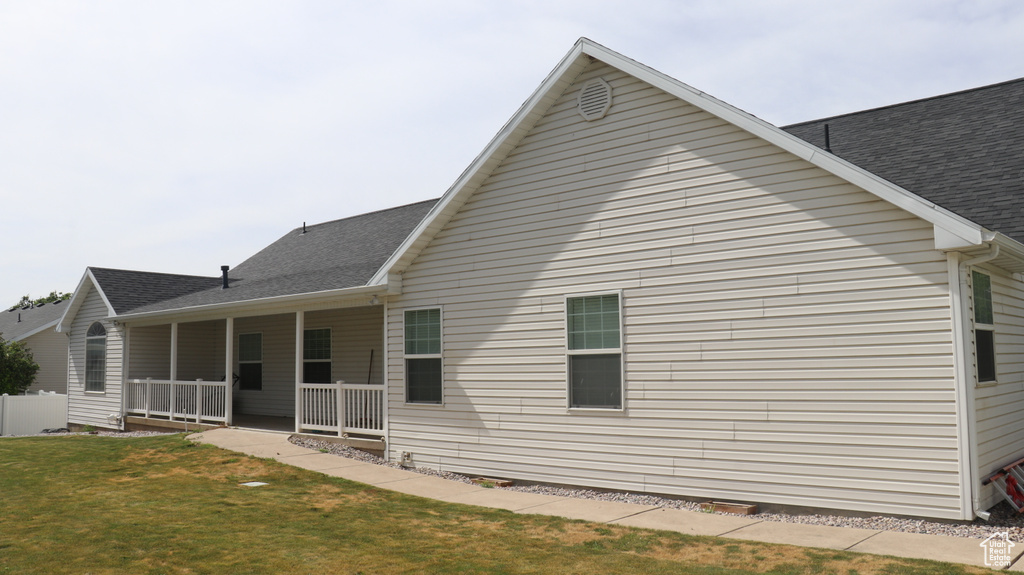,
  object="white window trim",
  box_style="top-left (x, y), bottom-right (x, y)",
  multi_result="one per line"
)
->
top-left (403, 306), bottom-right (444, 406)
top-left (85, 321), bottom-right (107, 393)
top-left (303, 327), bottom-right (332, 382)
top-left (565, 290), bottom-right (625, 412)
top-left (238, 332), bottom-right (263, 391)
top-left (971, 270), bottom-right (997, 386)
